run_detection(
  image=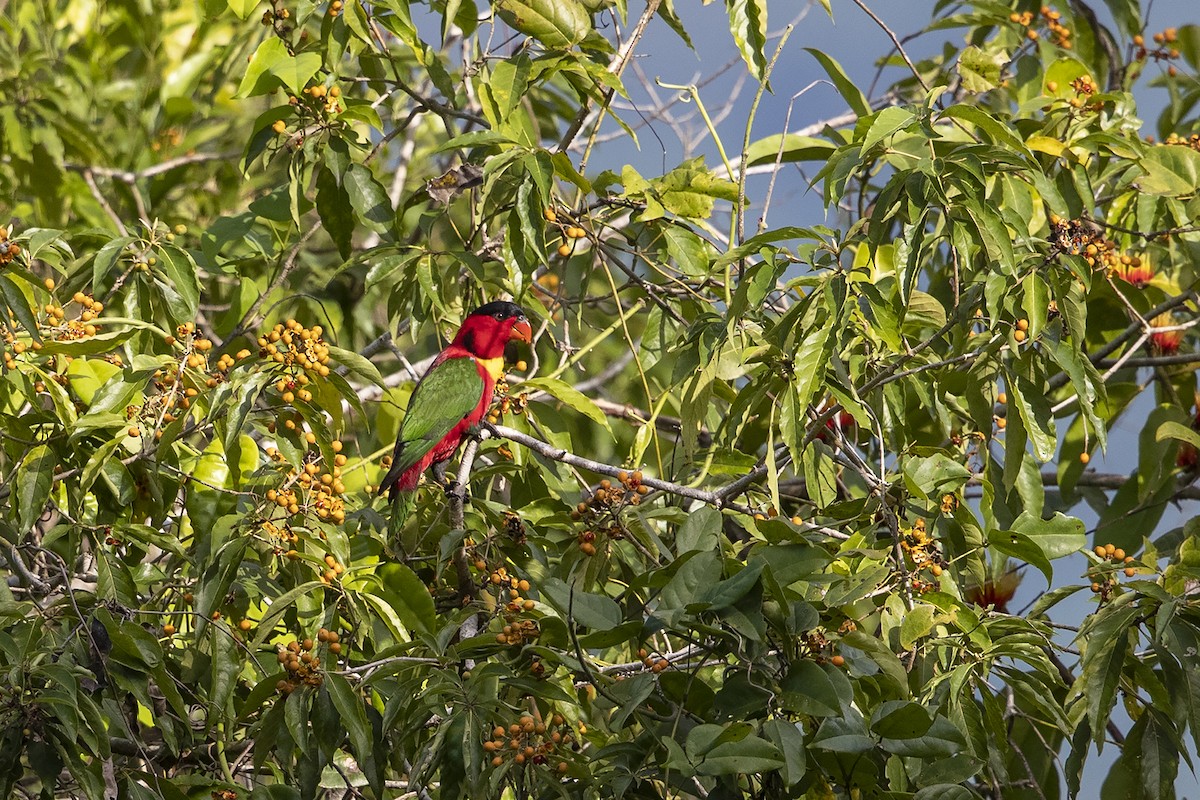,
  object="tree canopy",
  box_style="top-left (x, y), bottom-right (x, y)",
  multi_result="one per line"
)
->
top-left (2, 0), bottom-right (1200, 798)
